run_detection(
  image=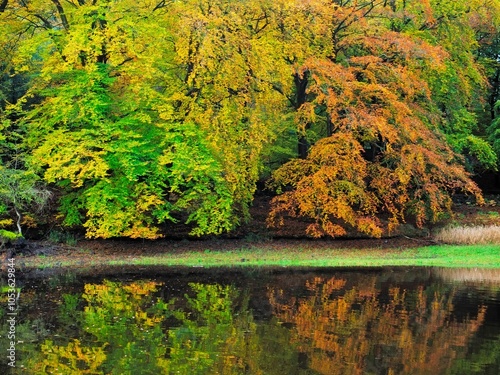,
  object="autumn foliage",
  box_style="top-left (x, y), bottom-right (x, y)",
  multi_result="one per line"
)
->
top-left (269, 276), bottom-right (487, 374)
top-left (268, 38), bottom-right (483, 236)
top-left (0, 0), bottom-right (498, 238)
top-left (267, 1), bottom-right (488, 237)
